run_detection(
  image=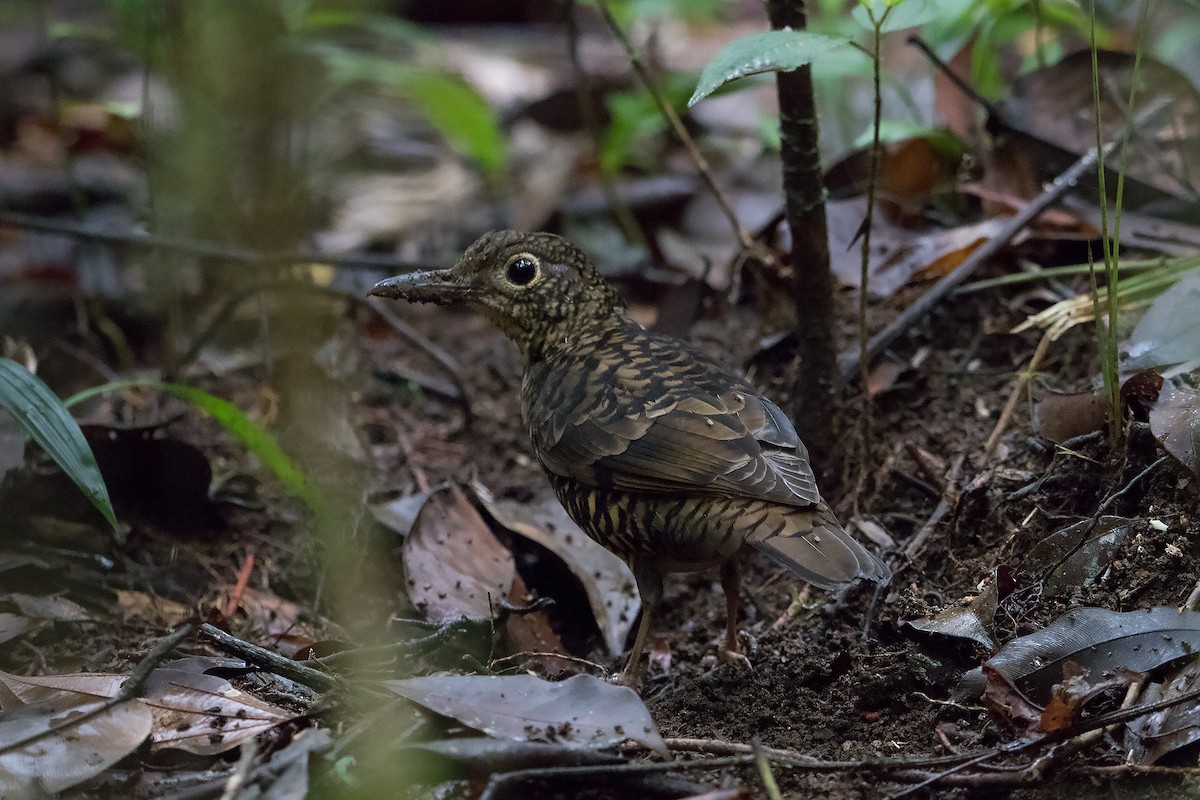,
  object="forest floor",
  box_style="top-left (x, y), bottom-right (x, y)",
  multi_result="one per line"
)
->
top-left (4, 238), bottom-right (1197, 799)
top-left (366, 272), bottom-right (1199, 799)
top-left (2, 5), bottom-right (1198, 799)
